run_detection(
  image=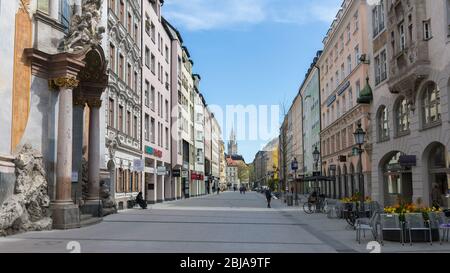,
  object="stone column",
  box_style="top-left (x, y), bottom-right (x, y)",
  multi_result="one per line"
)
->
top-left (83, 98), bottom-right (103, 217)
top-left (50, 76), bottom-right (80, 229)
